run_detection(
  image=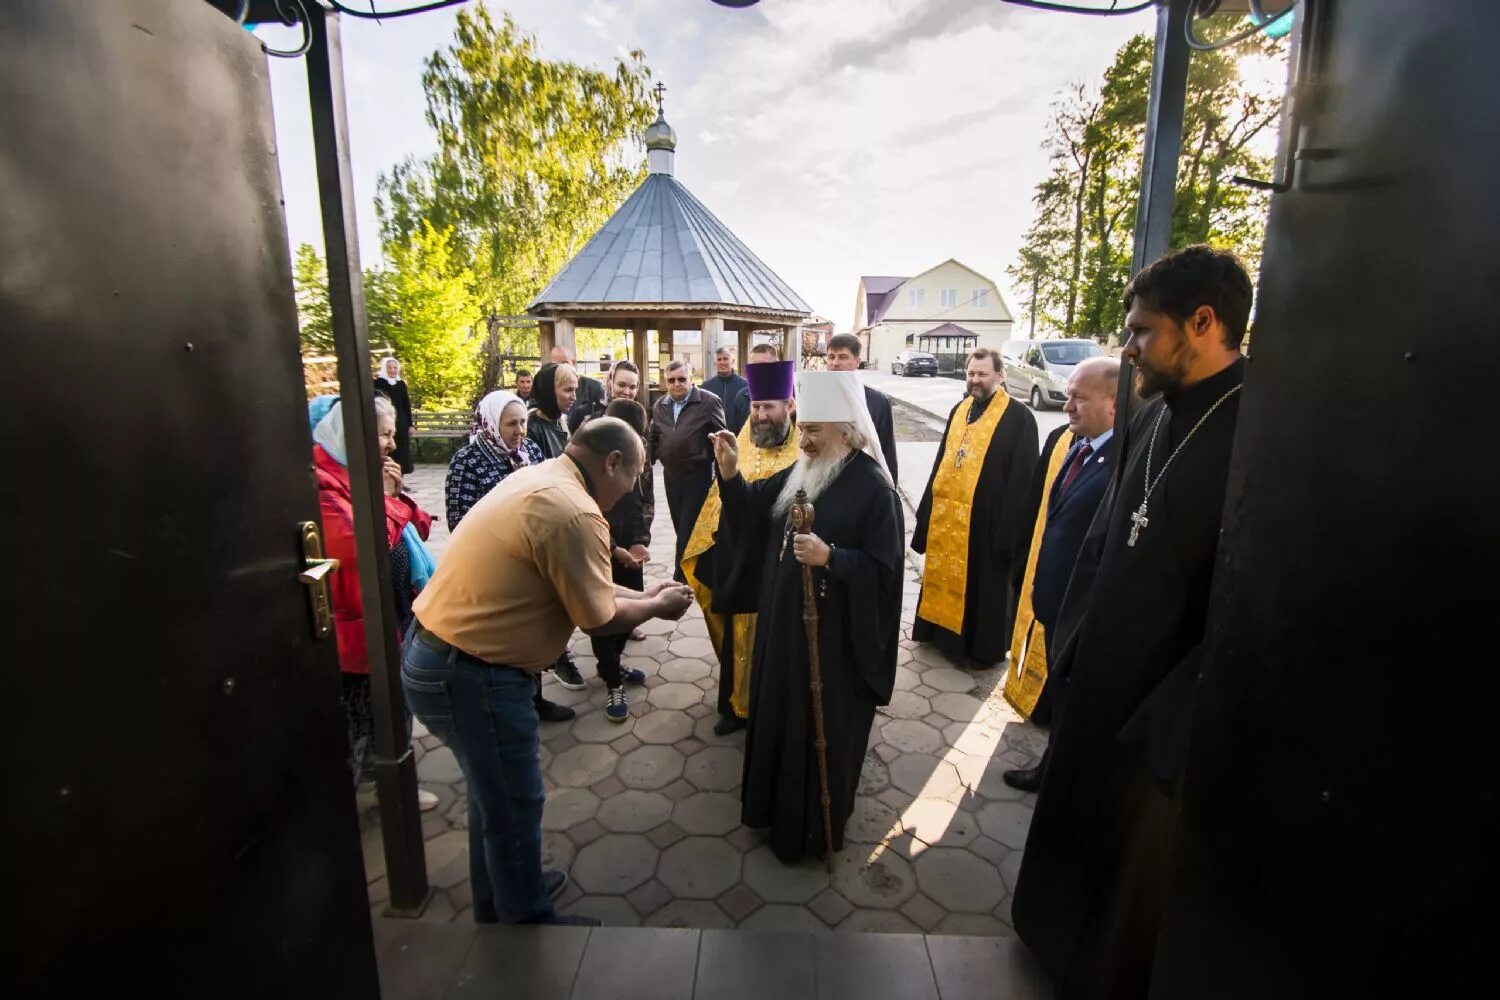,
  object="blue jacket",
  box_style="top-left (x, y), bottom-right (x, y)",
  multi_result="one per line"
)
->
top-left (700, 372), bottom-right (750, 434)
top-left (1030, 433), bottom-right (1115, 630)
